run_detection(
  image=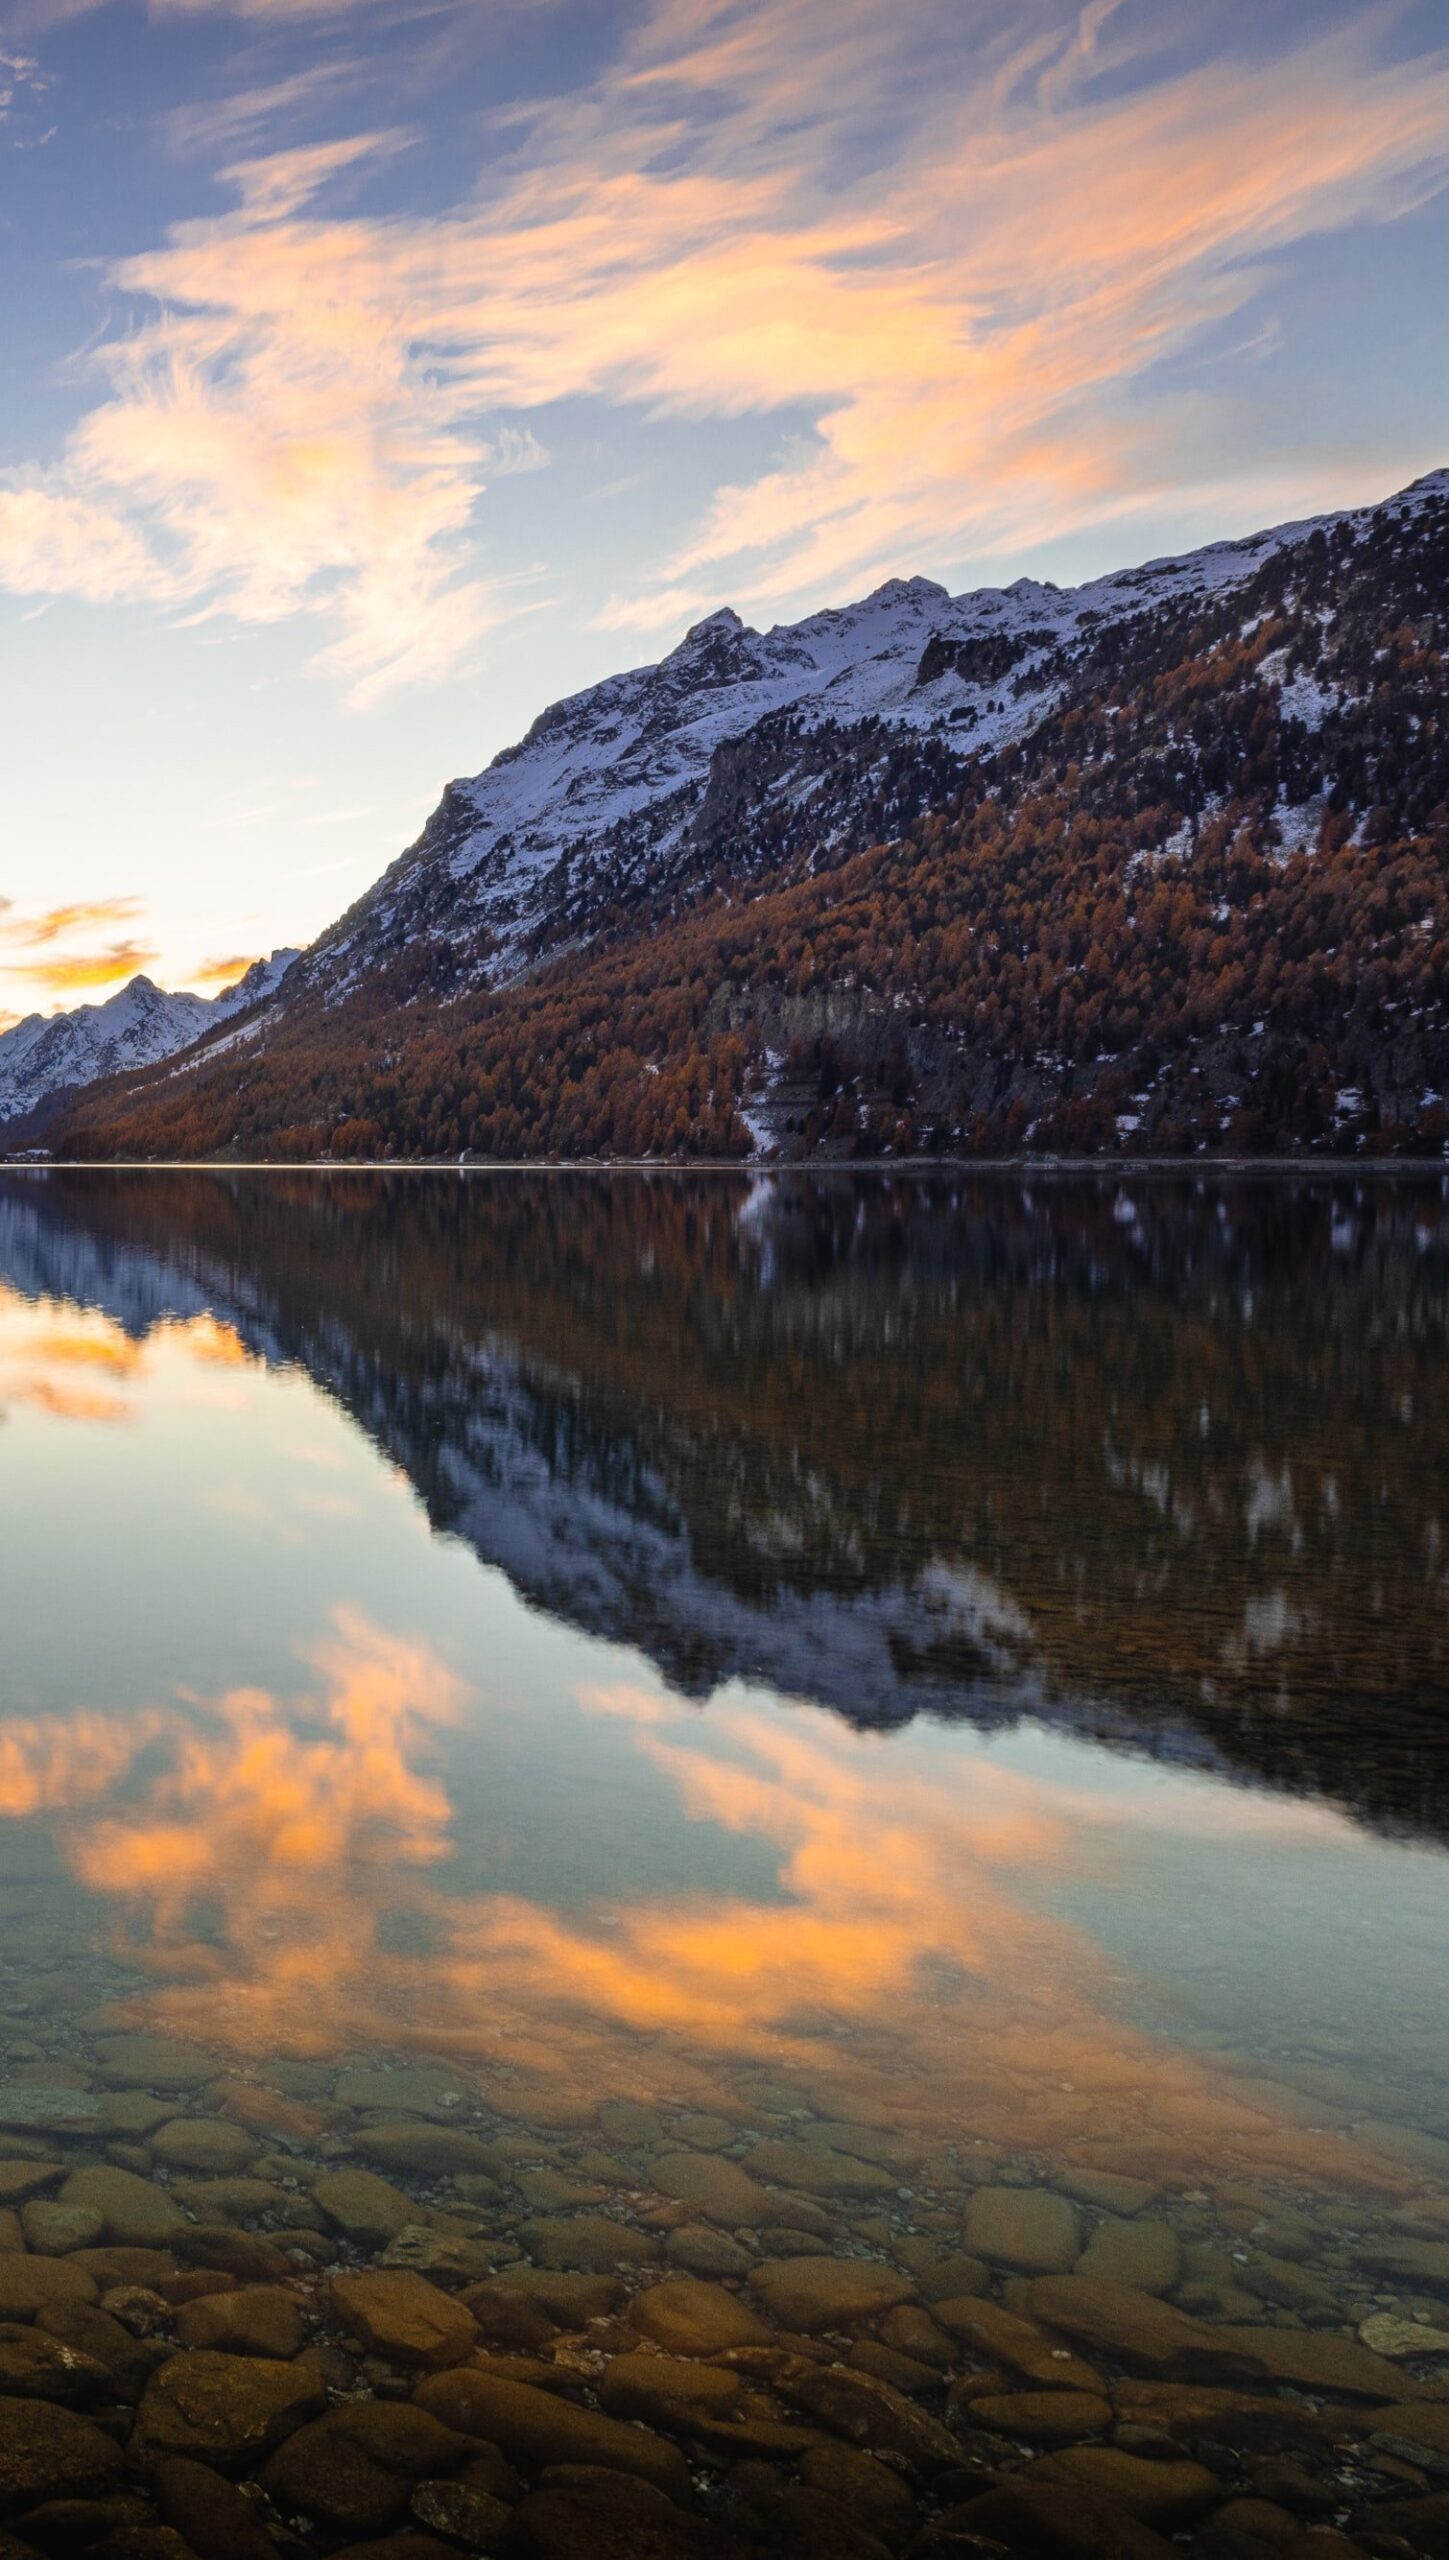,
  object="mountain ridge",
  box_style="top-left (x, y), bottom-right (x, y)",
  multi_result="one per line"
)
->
top-left (23, 465), bottom-right (1449, 1161)
top-left (0, 951), bottom-right (300, 1131)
